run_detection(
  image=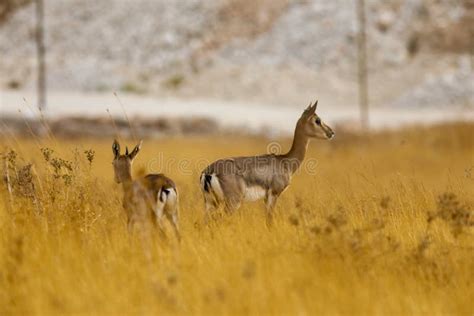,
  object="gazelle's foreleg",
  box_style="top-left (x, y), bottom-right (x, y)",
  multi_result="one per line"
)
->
top-left (127, 216), bottom-right (134, 233)
top-left (264, 190), bottom-right (279, 226)
top-left (124, 201), bottom-right (137, 233)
